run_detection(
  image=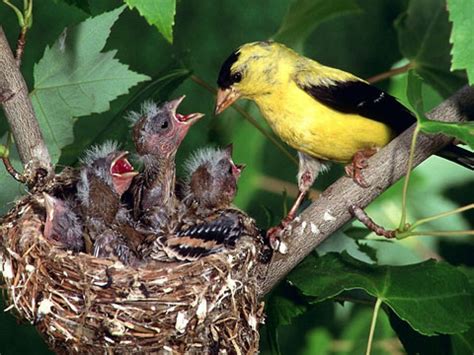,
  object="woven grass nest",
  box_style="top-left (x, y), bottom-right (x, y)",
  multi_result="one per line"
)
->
top-left (0, 186), bottom-right (266, 353)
